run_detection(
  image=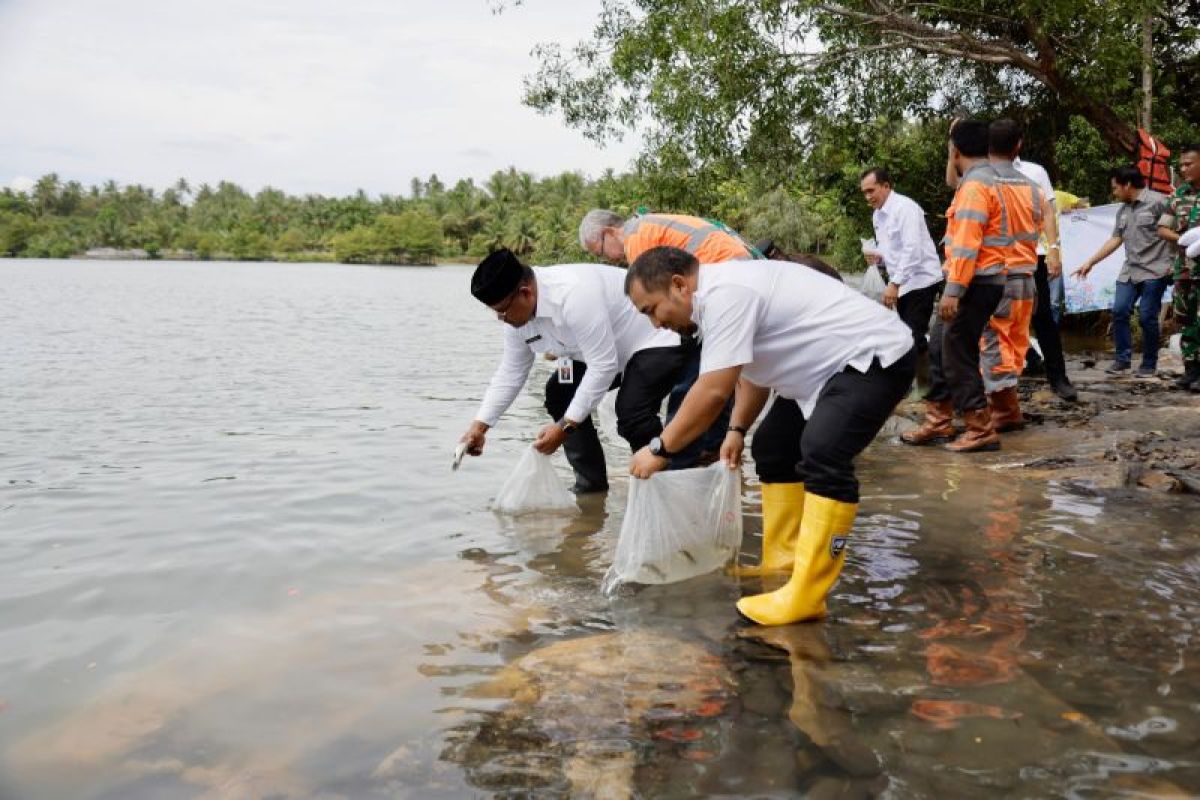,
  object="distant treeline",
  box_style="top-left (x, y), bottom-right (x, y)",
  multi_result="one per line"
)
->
top-left (0, 116), bottom-right (1126, 268)
top-left (0, 169), bottom-right (866, 267)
